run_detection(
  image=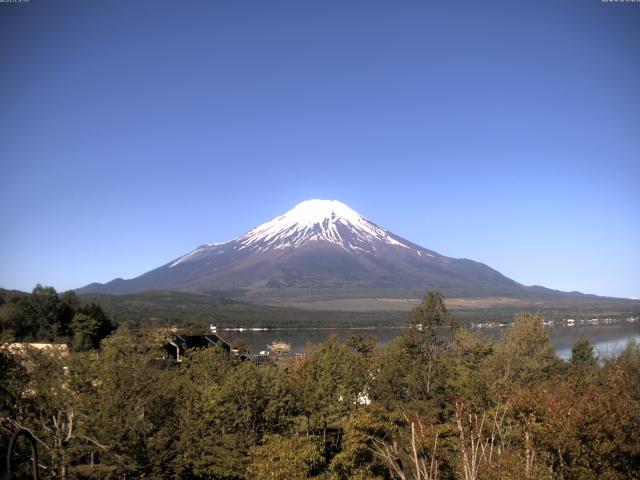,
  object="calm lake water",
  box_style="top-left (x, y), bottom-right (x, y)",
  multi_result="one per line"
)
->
top-left (221, 321), bottom-right (640, 359)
